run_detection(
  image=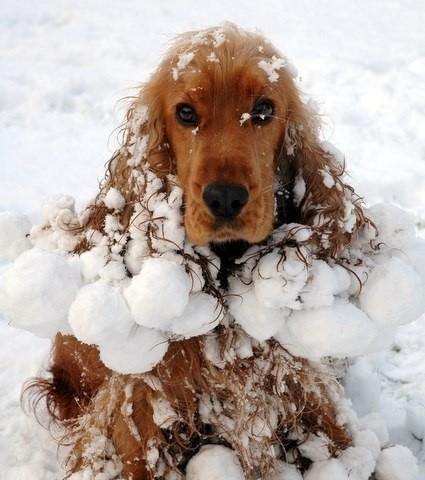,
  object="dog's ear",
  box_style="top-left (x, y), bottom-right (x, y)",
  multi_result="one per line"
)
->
top-left (106, 84), bottom-right (172, 196)
top-left (278, 89), bottom-right (368, 257)
top-left (72, 81), bottom-right (173, 251)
